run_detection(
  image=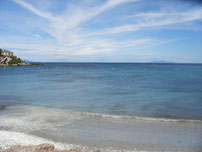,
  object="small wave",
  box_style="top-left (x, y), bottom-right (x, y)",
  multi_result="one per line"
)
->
top-left (6, 105), bottom-right (202, 124)
top-left (76, 111), bottom-right (202, 124)
top-left (86, 114), bottom-right (199, 123)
